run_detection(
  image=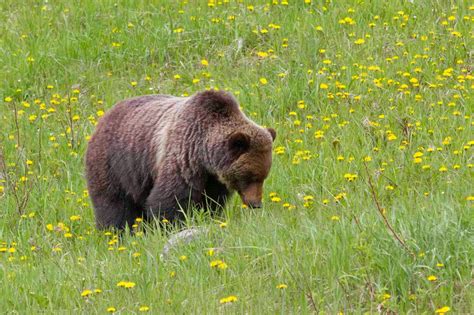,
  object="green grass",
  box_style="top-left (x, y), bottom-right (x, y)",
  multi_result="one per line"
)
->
top-left (1, 0), bottom-right (473, 313)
